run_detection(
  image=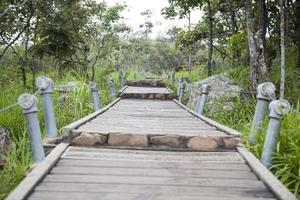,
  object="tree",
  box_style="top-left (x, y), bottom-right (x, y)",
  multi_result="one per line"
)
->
top-left (280, 0), bottom-right (286, 98)
top-left (246, 0), bottom-right (259, 89)
top-left (162, 0), bottom-right (215, 76)
top-left (295, 0), bottom-right (300, 68)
